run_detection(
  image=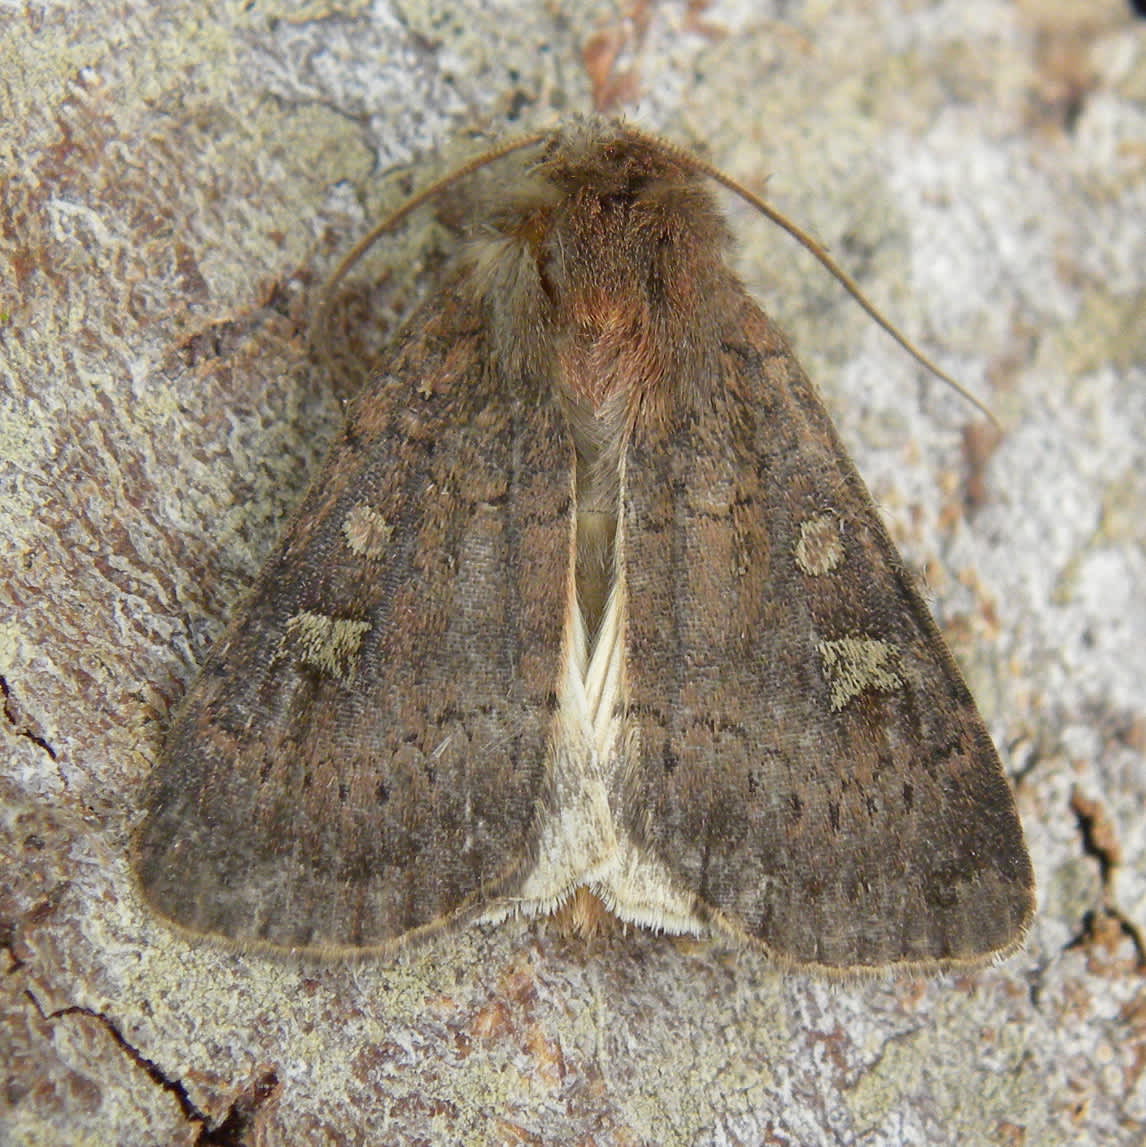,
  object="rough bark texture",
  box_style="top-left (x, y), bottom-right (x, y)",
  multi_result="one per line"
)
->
top-left (3, 1), bottom-right (1143, 1144)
